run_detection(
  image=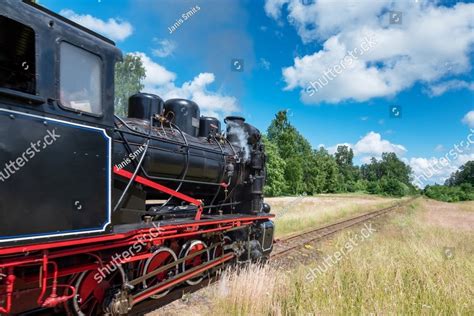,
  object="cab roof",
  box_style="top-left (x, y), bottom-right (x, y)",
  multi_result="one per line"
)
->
top-left (23, 0), bottom-right (116, 46)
